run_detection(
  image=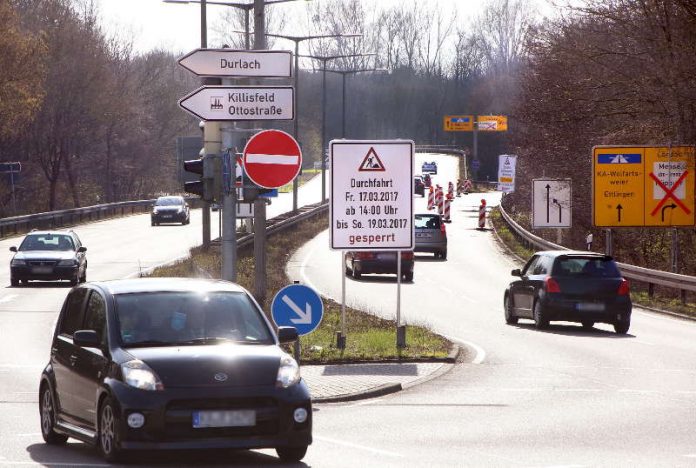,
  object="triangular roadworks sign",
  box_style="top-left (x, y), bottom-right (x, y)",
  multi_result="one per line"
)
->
top-left (358, 147), bottom-right (386, 171)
